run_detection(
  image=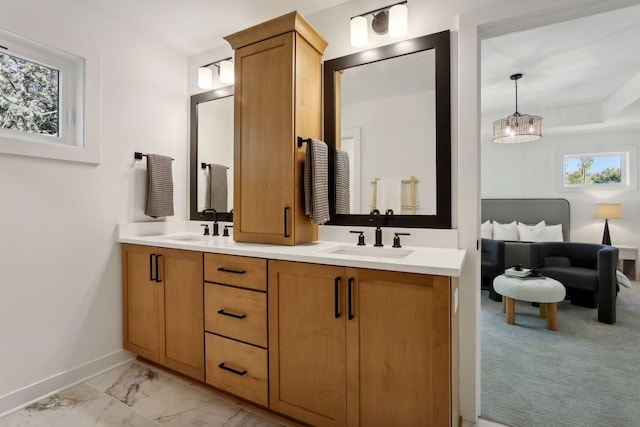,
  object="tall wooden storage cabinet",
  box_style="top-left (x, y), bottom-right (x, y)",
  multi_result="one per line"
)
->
top-left (225, 12), bottom-right (327, 245)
